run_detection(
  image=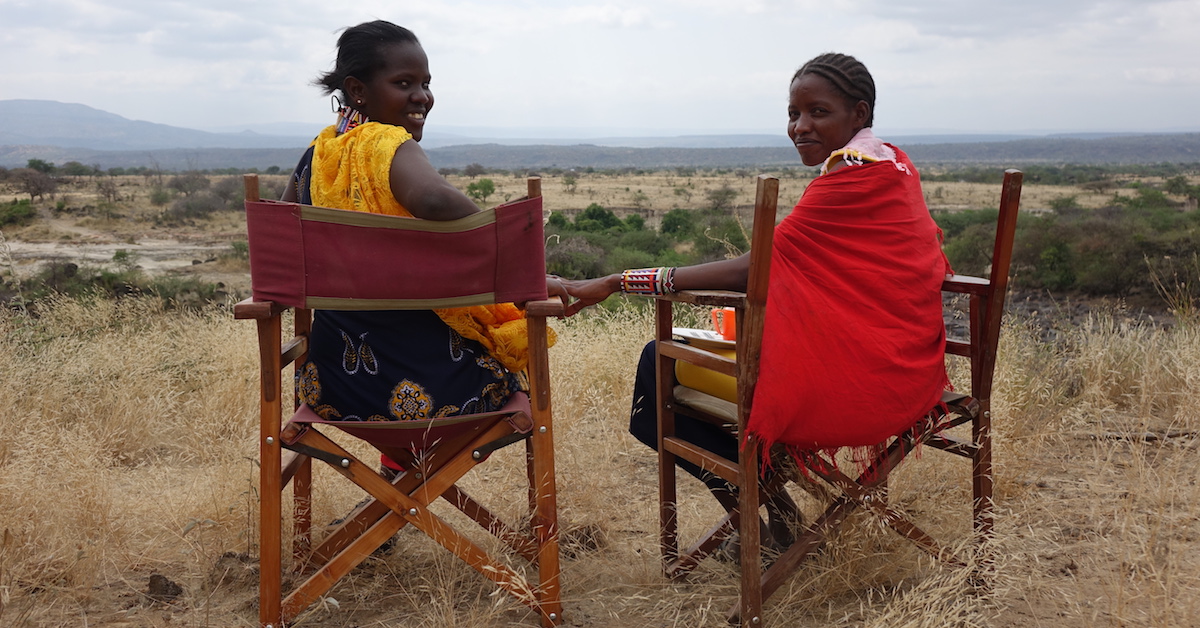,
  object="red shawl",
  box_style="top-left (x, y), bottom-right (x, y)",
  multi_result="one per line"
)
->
top-left (748, 147), bottom-right (949, 453)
